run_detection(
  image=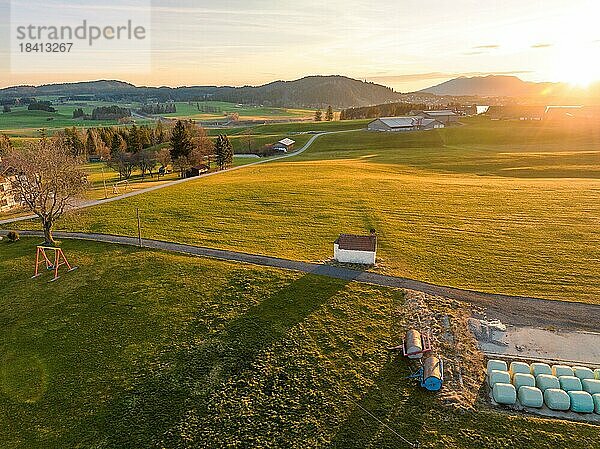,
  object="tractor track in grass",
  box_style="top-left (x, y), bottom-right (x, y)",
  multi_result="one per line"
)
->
top-left (4, 230), bottom-right (599, 333)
